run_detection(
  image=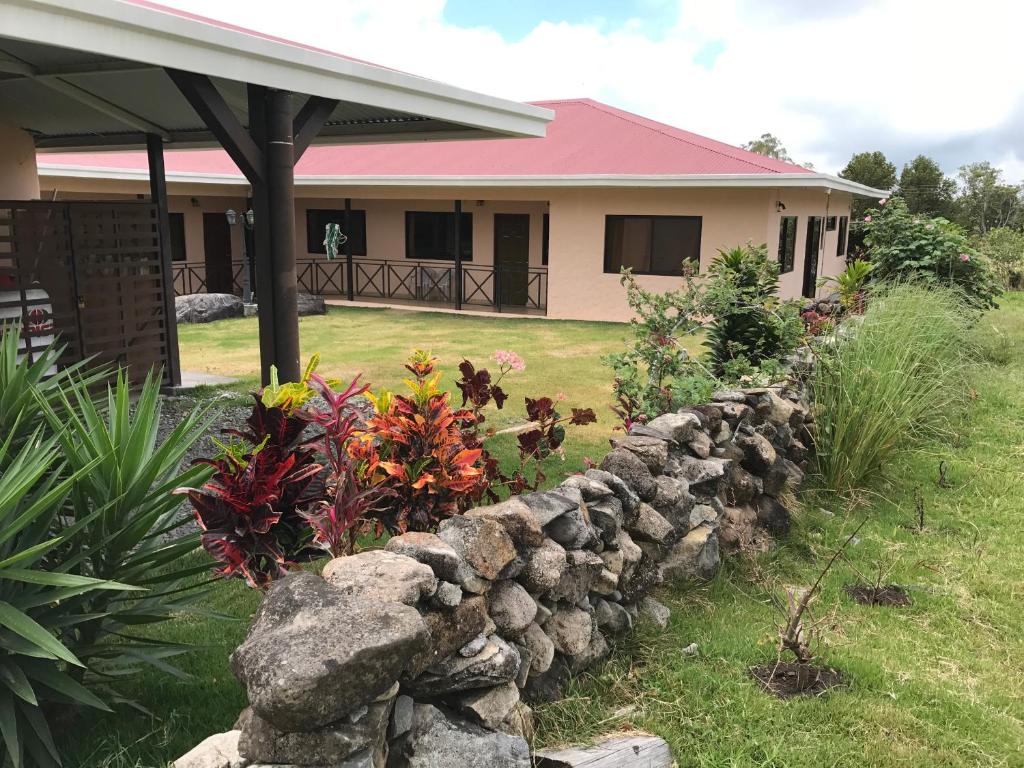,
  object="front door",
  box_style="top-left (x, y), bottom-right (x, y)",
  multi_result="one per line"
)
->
top-left (802, 216), bottom-right (823, 298)
top-left (494, 213), bottom-right (530, 307)
top-left (202, 212), bottom-right (233, 294)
